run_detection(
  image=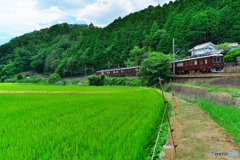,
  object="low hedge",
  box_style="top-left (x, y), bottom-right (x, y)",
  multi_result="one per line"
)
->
top-left (88, 75), bottom-right (146, 87)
